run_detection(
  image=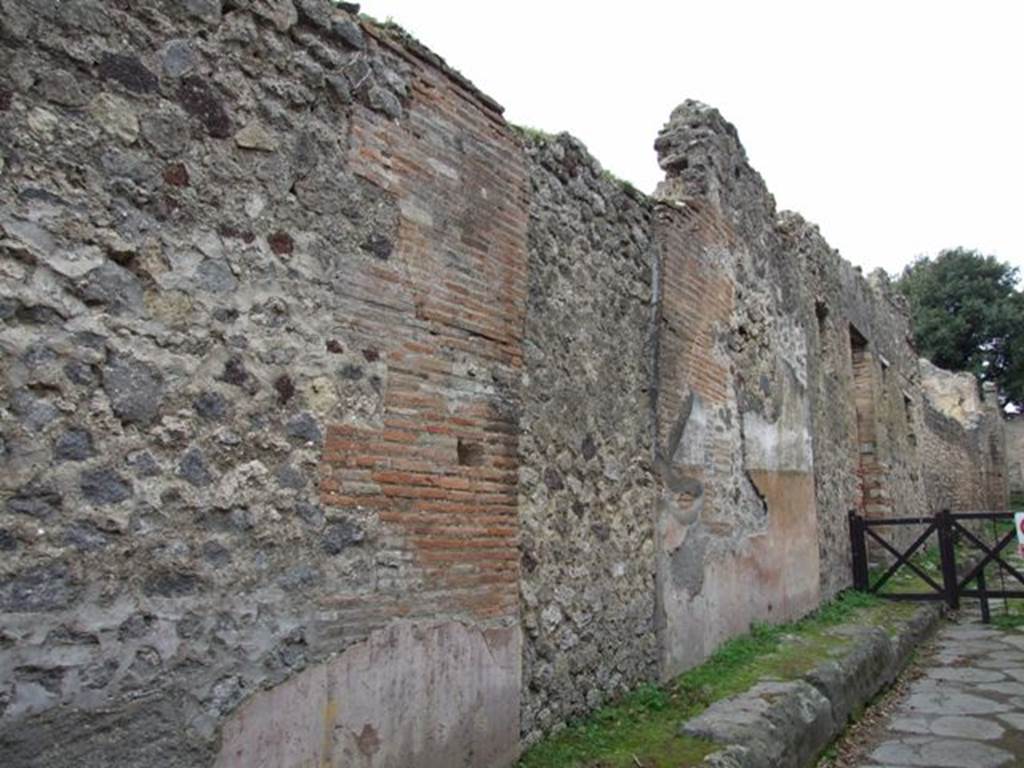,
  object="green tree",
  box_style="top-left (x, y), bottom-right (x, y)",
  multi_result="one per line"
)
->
top-left (896, 248), bottom-right (1024, 409)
